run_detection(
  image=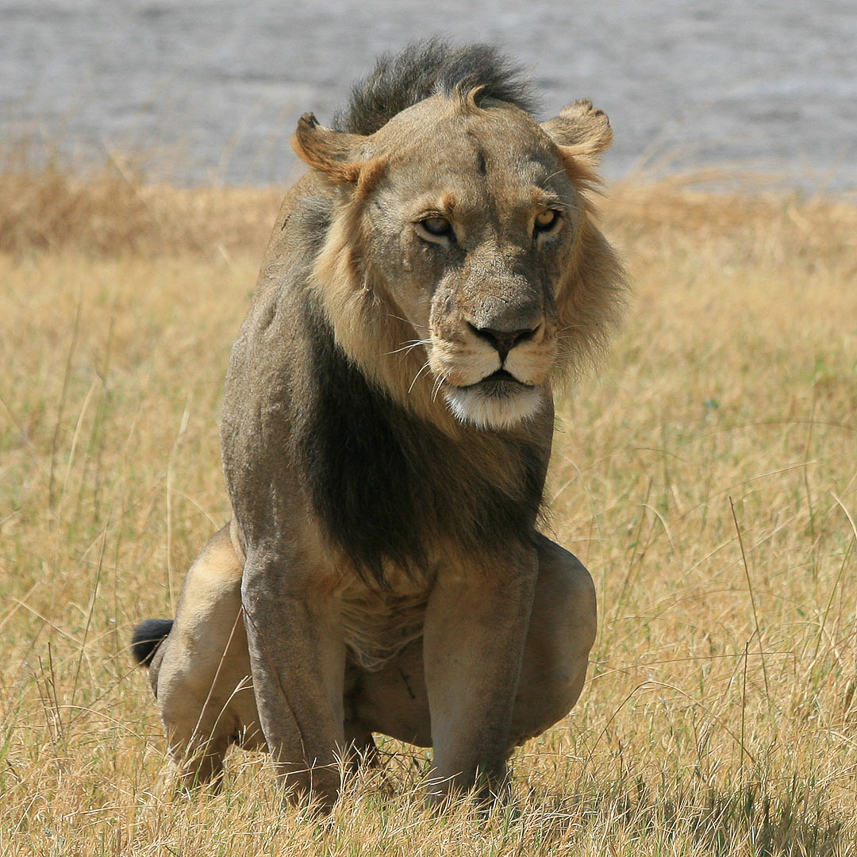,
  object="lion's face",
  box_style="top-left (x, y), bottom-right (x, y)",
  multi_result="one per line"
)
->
top-left (295, 95), bottom-right (625, 431)
top-left (360, 100), bottom-right (583, 429)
